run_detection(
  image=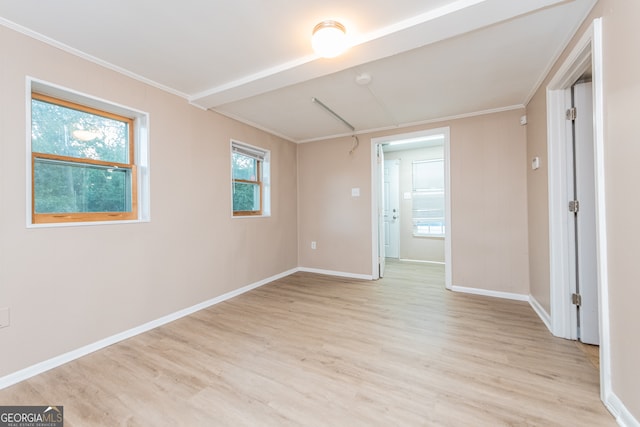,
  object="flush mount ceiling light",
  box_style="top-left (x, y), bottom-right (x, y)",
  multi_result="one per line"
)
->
top-left (312, 20), bottom-right (347, 58)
